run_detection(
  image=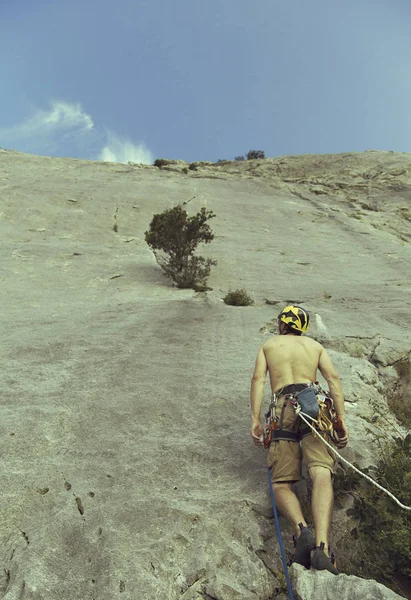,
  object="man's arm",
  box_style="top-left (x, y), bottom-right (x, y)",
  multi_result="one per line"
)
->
top-left (318, 347), bottom-right (349, 446)
top-left (250, 347), bottom-right (268, 446)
